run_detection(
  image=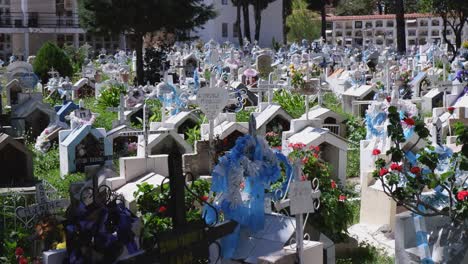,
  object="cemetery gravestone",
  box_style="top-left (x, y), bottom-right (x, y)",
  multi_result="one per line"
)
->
top-left (0, 133), bottom-right (34, 187)
top-left (257, 53), bottom-right (273, 79)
